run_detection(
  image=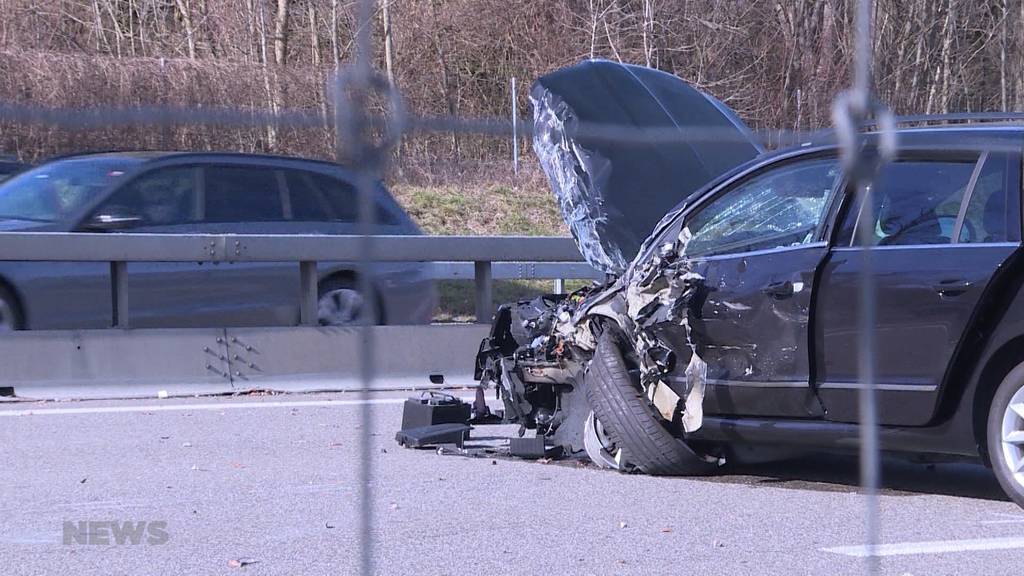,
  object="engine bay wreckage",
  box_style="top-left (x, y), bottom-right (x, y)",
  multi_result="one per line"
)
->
top-left (471, 60), bottom-right (765, 473)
